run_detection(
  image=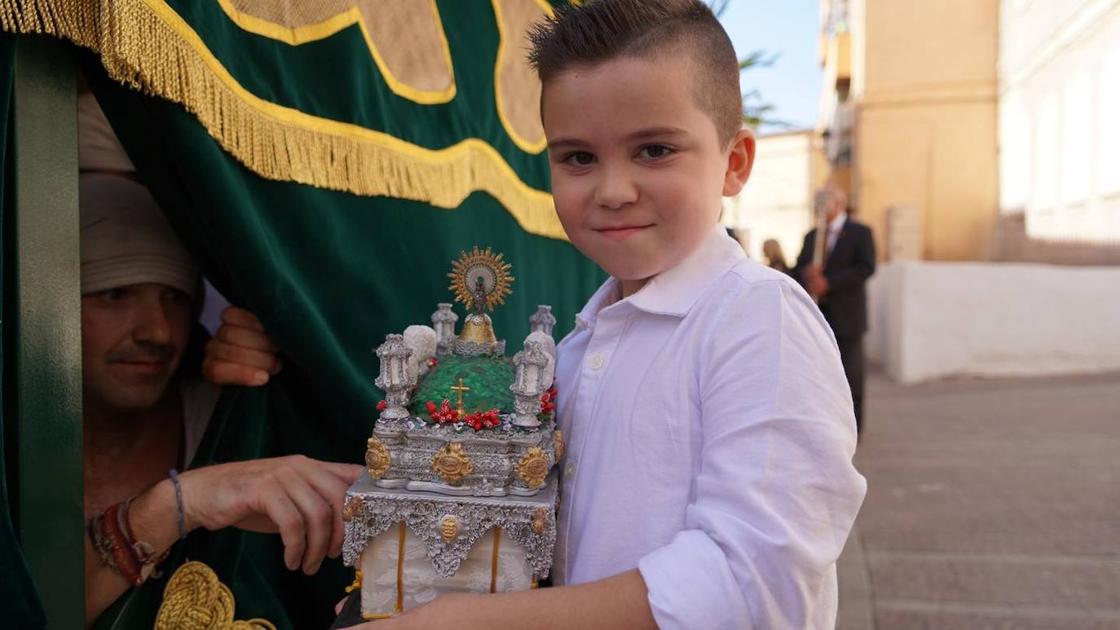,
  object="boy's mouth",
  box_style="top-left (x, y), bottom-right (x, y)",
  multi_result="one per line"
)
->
top-left (595, 224), bottom-right (653, 241)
